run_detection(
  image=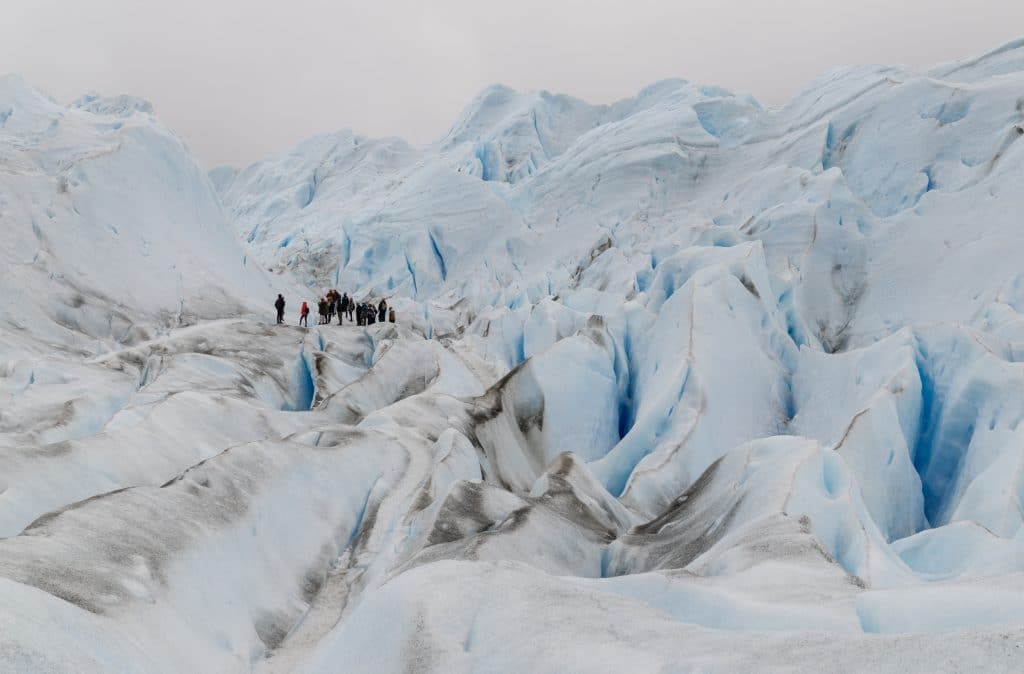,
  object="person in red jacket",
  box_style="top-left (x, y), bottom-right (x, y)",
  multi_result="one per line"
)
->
top-left (299, 301), bottom-right (310, 327)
